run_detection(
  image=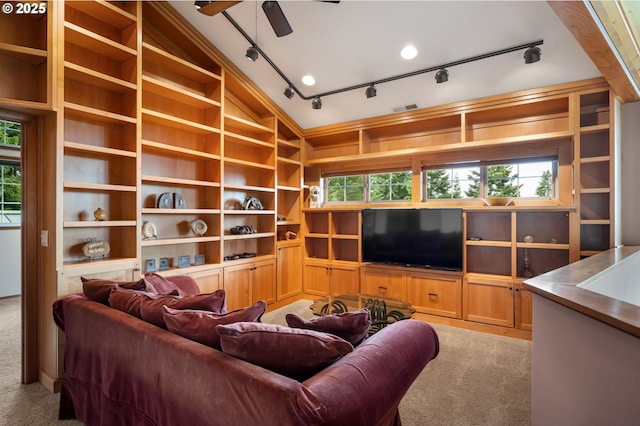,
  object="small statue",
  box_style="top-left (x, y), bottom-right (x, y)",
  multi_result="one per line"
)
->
top-left (309, 186), bottom-right (322, 208)
top-left (94, 207), bottom-right (106, 221)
